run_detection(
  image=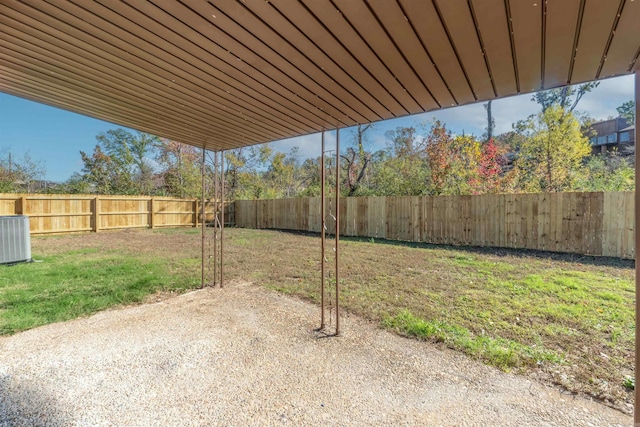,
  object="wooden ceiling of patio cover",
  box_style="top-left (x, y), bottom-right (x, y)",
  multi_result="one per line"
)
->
top-left (1, 0), bottom-right (639, 150)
